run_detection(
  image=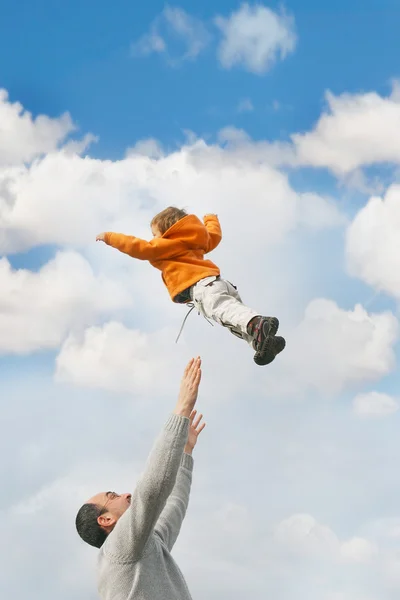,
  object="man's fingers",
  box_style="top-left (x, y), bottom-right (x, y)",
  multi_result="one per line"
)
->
top-left (195, 369), bottom-right (202, 387)
top-left (187, 357), bottom-right (201, 385)
top-left (192, 412), bottom-right (205, 435)
top-left (192, 412), bottom-right (203, 428)
top-left (189, 410), bottom-right (197, 422)
top-left (185, 357), bottom-right (198, 376)
top-left (189, 356), bottom-right (201, 375)
top-left (183, 358), bottom-right (195, 377)
top-left (196, 422), bottom-right (206, 435)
